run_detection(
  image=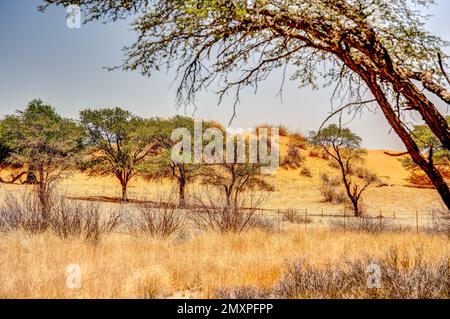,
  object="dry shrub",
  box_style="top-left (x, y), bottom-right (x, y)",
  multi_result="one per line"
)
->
top-left (300, 167), bottom-right (312, 178)
top-left (308, 149), bottom-right (320, 158)
top-left (0, 192), bottom-right (121, 241)
top-left (288, 132), bottom-right (308, 150)
top-left (355, 166), bottom-right (370, 179)
top-left (255, 124), bottom-right (289, 137)
top-left (319, 150), bottom-right (330, 160)
top-left (319, 174), bottom-right (348, 204)
top-left (127, 195), bottom-right (185, 238)
top-left (0, 192), bottom-right (52, 234)
top-left (275, 248), bottom-right (450, 299)
top-left (215, 286), bottom-right (270, 299)
top-left (81, 205), bottom-right (122, 242)
top-left (329, 216), bottom-right (394, 234)
top-left (282, 209), bottom-right (312, 224)
top-left (428, 205), bottom-right (450, 237)
top-left (189, 189), bottom-right (272, 233)
top-left (328, 160), bottom-right (340, 170)
top-left (123, 265), bottom-right (172, 298)
top-left (281, 146), bottom-right (304, 170)
top-left (407, 171), bottom-right (433, 187)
